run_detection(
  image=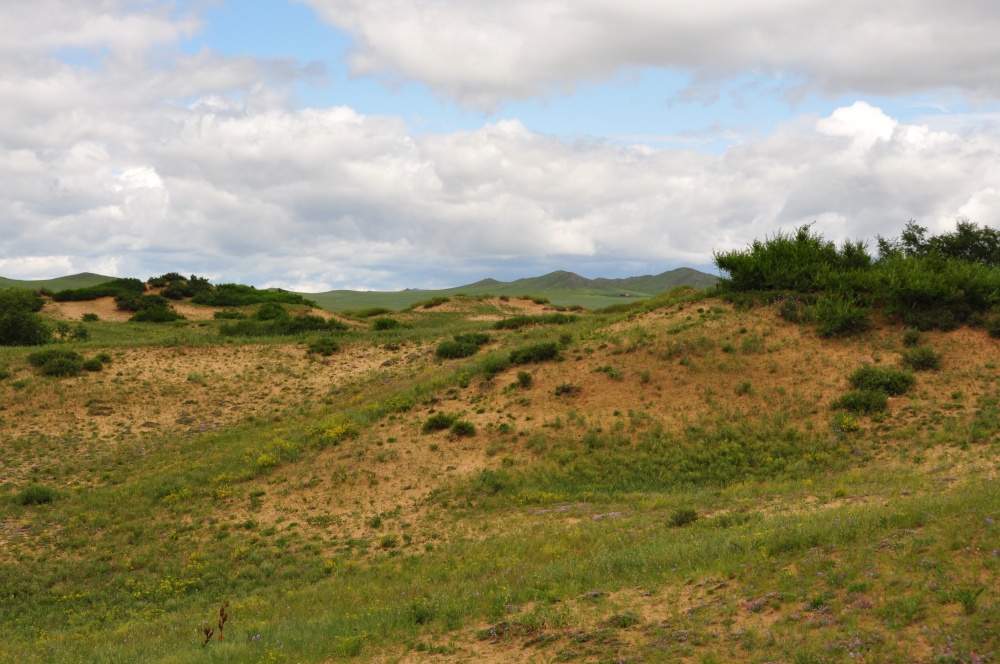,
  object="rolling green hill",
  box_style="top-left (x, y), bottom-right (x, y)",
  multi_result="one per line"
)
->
top-left (303, 267), bottom-right (718, 311)
top-left (1, 267), bottom-right (719, 312)
top-left (0, 272), bottom-right (116, 291)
